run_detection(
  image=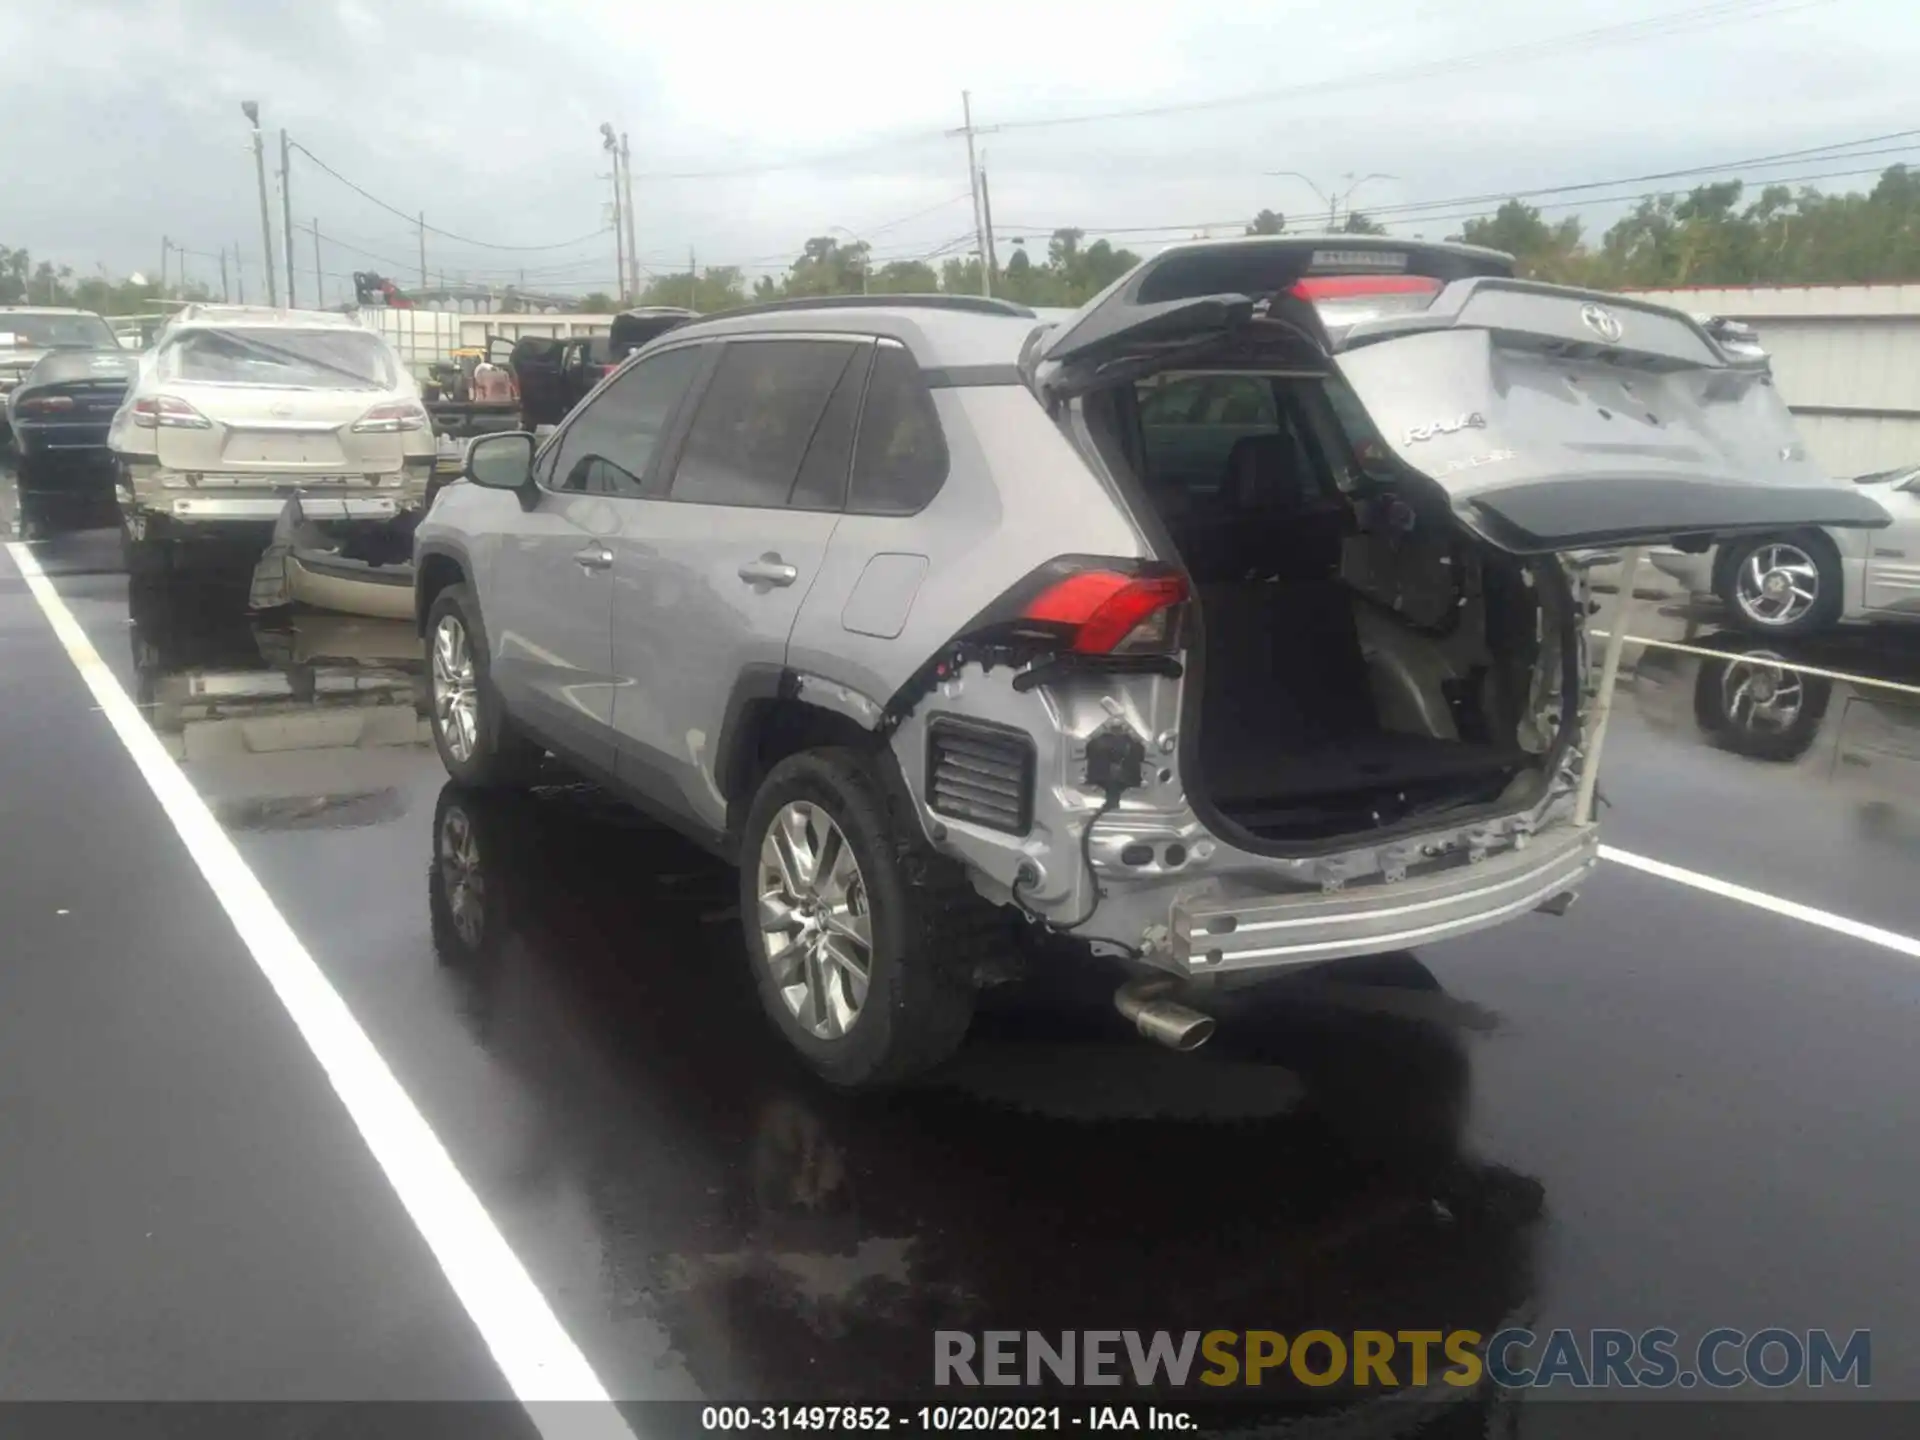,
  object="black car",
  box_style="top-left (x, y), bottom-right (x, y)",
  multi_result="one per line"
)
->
top-left (7, 345), bottom-right (136, 537)
top-left (509, 306), bottom-right (697, 428)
